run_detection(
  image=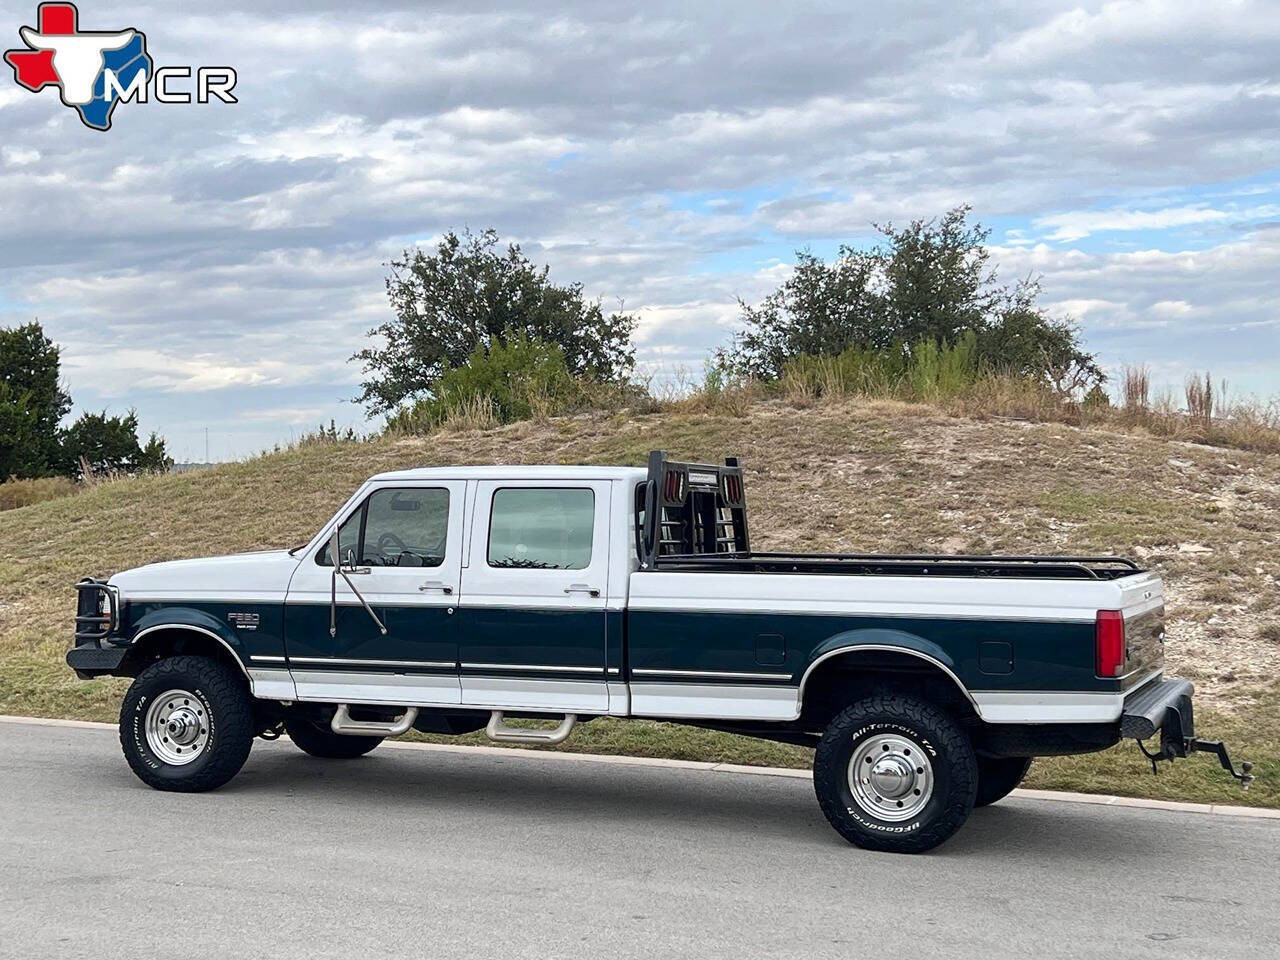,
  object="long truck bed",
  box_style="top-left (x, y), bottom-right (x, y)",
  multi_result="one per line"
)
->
top-left (651, 551), bottom-right (1143, 580)
top-left (639, 450), bottom-right (1144, 581)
